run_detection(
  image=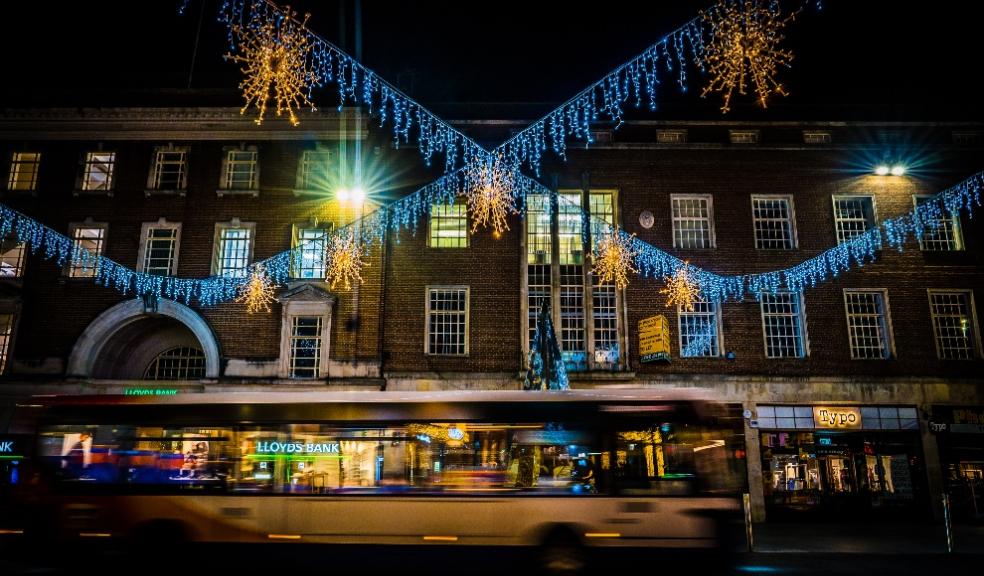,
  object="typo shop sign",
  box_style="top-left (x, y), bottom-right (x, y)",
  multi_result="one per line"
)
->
top-left (813, 407), bottom-right (862, 429)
